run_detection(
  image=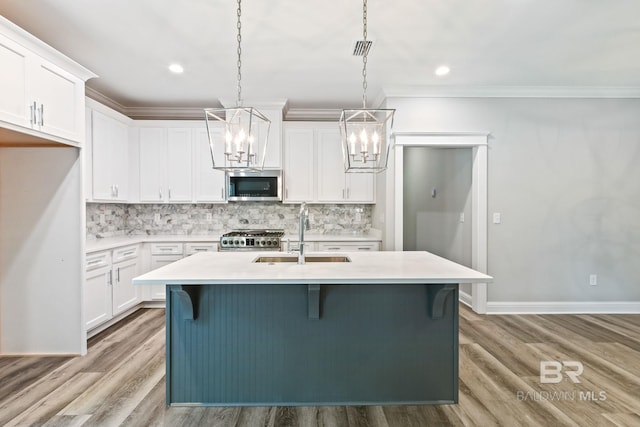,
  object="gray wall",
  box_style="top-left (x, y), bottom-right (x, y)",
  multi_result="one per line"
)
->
top-left (387, 97), bottom-right (640, 304)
